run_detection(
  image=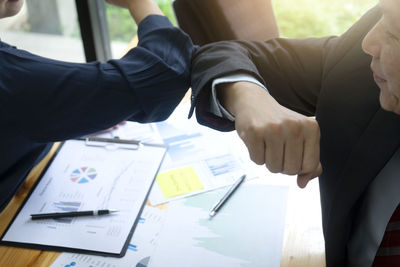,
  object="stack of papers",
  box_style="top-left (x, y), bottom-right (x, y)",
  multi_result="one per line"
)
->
top-left (52, 184), bottom-right (288, 267)
top-left (98, 104), bottom-right (260, 205)
top-left (4, 104), bottom-right (291, 266)
top-left (52, 206), bottom-right (166, 267)
top-left (1, 140), bottom-right (166, 256)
